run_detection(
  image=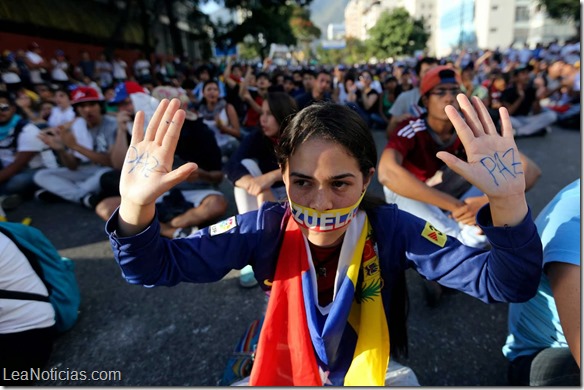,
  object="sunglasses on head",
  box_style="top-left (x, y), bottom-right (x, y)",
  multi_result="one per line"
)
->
top-left (0, 103), bottom-right (11, 112)
top-left (429, 88), bottom-right (461, 97)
